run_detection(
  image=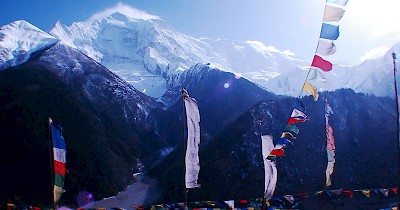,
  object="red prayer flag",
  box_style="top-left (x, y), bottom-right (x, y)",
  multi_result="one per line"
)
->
top-left (270, 149), bottom-right (285, 156)
top-left (53, 160), bottom-right (66, 176)
top-left (312, 55), bottom-right (333, 72)
top-left (342, 190), bottom-right (353, 198)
